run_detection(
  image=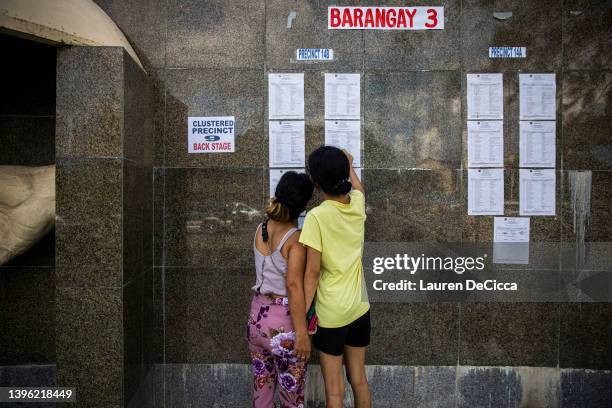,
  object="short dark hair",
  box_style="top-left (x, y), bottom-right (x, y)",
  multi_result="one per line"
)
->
top-left (307, 146), bottom-right (351, 195)
top-left (267, 171), bottom-right (314, 221)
